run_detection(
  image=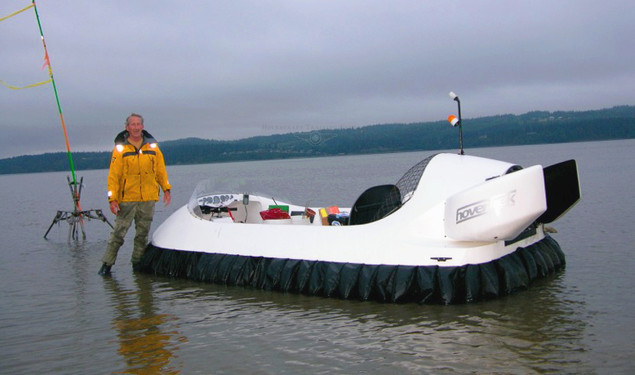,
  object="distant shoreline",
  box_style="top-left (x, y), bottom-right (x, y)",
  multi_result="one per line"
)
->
top-left (1, 105), bottom-right (633, 175)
